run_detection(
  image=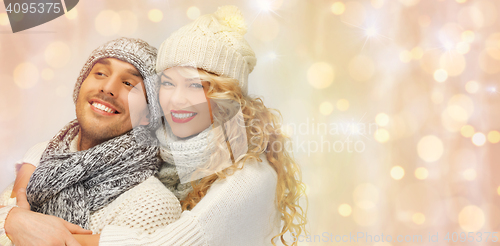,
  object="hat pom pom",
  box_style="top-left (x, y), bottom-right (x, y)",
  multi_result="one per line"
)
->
top-left (214, 5), bottom-right (247, 35)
